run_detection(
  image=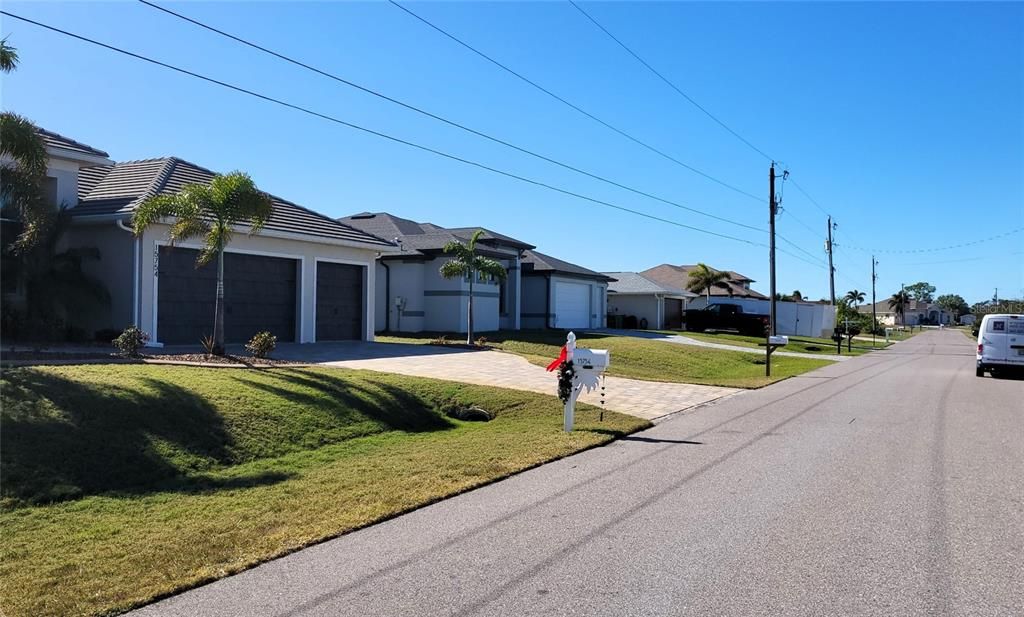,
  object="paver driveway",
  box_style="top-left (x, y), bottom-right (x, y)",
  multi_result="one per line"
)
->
top-left (271, 342), bottom-right (739, 421)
